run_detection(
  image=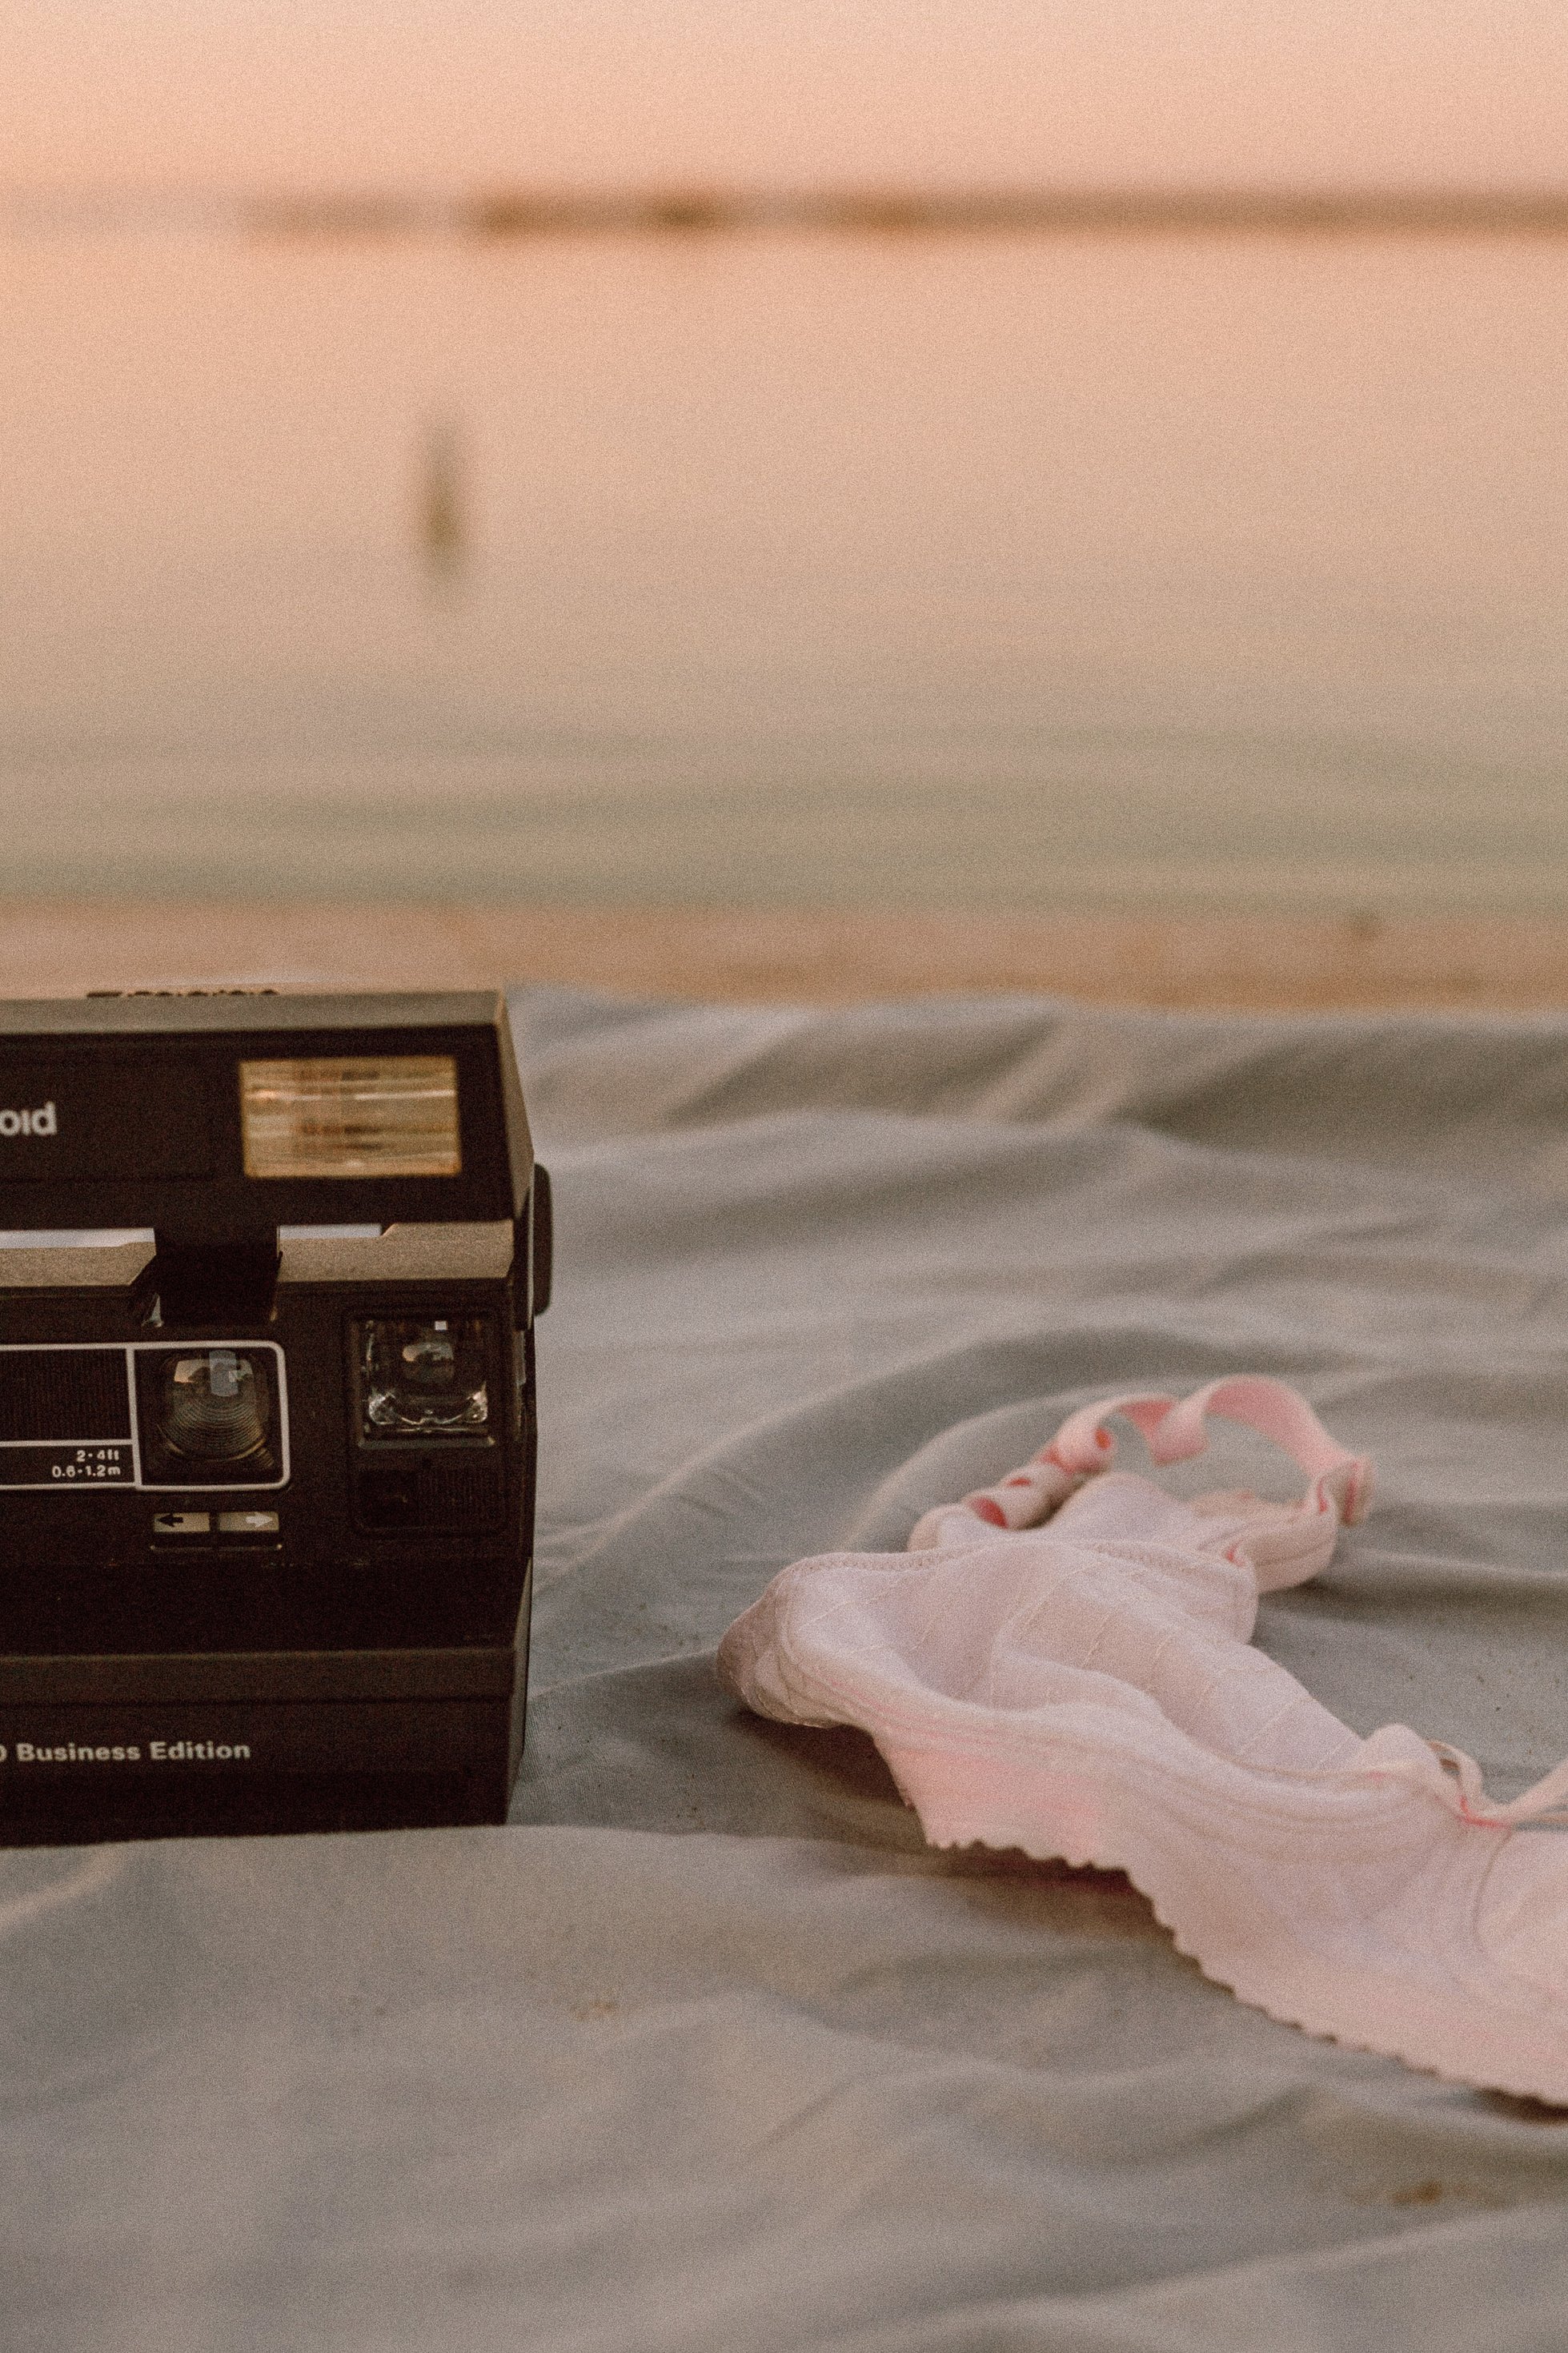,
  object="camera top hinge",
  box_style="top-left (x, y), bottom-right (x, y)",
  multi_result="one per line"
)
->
top-left (144, 1233), bottom-right (282, 1328)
